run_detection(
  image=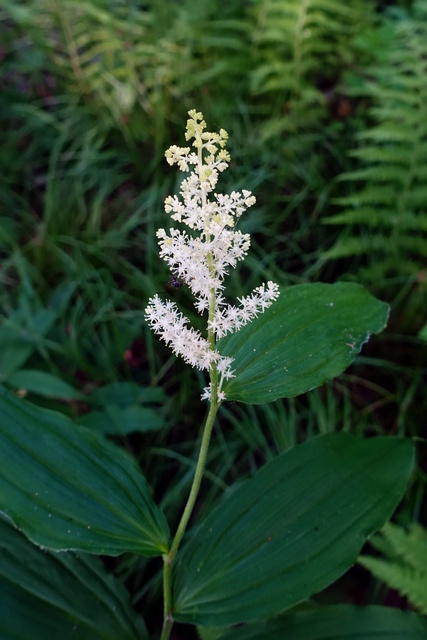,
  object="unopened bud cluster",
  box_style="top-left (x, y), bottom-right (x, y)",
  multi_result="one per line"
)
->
top-left (145, 110), bottom-right (279, 401)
